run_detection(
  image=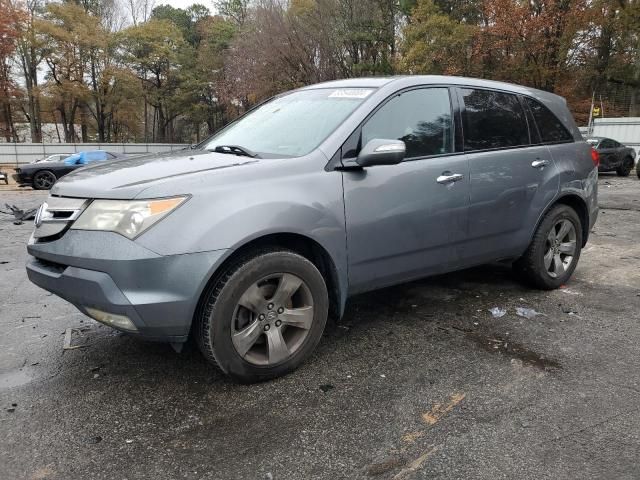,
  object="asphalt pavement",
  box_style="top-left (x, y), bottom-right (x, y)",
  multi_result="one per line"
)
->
top-left (1, 173), bottom-right (640, 480)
